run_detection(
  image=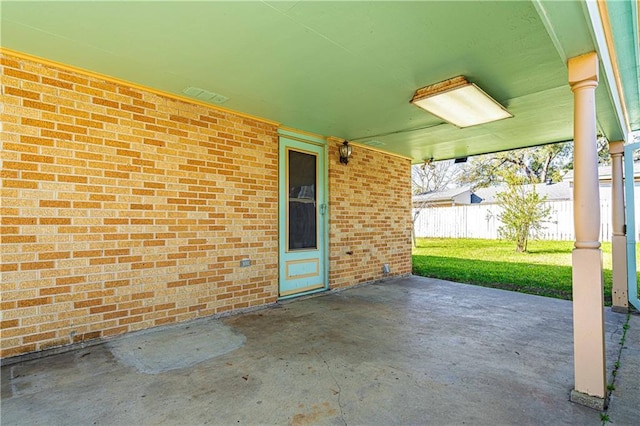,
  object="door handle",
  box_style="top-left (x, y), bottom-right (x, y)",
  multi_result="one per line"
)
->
top-left (320, 203), bottom-right (327, 215)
